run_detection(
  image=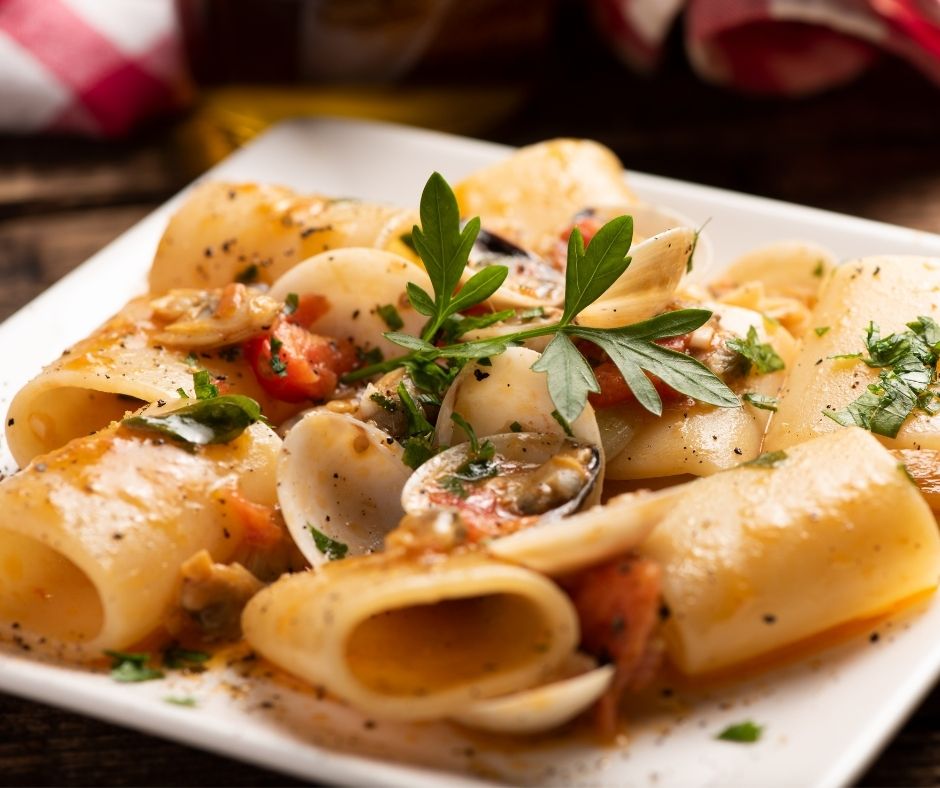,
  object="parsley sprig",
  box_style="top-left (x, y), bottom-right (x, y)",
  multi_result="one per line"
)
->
top-left (343, 173), bottom-right (738, 424)
top-left (825, 317), bottom-right (940, 438)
